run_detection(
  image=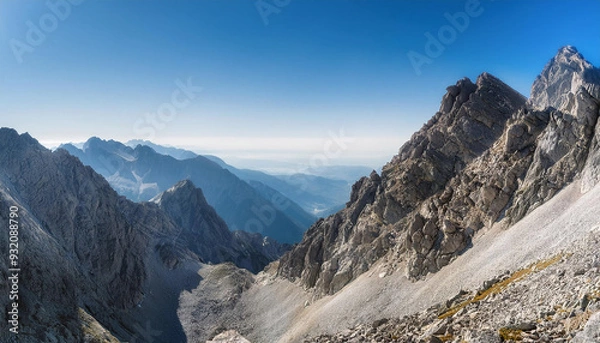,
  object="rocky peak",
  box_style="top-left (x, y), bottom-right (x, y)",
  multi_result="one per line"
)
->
top-left (153, 179), bottom-right (207, 208)
top-left (528, 46), bottom-right (600, 112)
top-left (151, 179), bottom-right (290, 273)
top-left (278, 72), bottom-right (527, 294)
top-left (153, 179), bottom-right (226, 238)
top-left (0, 128), bottom-right (43, 154)
top-left (439, 77), bottom-right (477, 114)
